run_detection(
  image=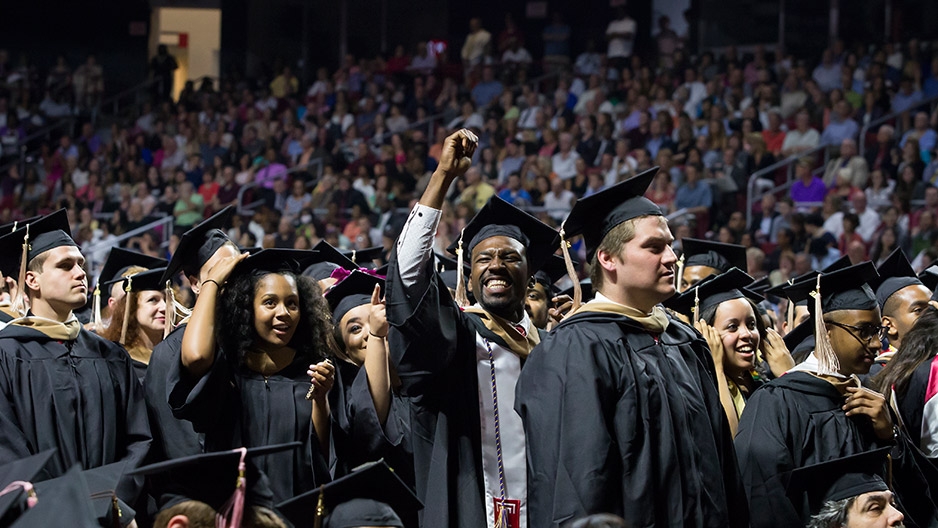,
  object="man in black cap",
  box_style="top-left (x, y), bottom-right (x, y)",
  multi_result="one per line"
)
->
top-left (735, 262), bottom-right (898, 528)
top-left (143, 206), bottom-right (239, 507)
top-left (516, 169), bottom-right (749, 528)
top-left (385, 129), bottom-right (557, 528)
top-left (0, 210), bottom-right (151, 508)
top-left (677, 237), bottom-right (747, 292)
top-left (871, 249), bottom-right (932, 364)
top-left (787, 449), bottom-right (904, 528)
